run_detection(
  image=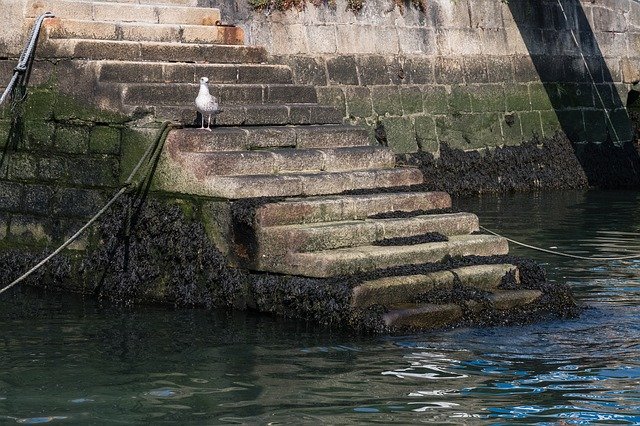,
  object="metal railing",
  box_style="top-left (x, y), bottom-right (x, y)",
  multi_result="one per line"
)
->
top-left (0, 12), bottom-right (54, 107)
